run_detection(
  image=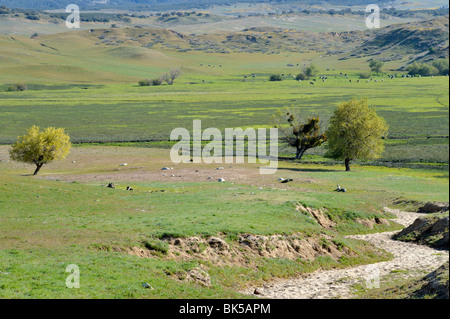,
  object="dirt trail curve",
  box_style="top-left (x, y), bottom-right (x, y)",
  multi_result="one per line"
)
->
top-left (243, 207), bottom-right (449, 299)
